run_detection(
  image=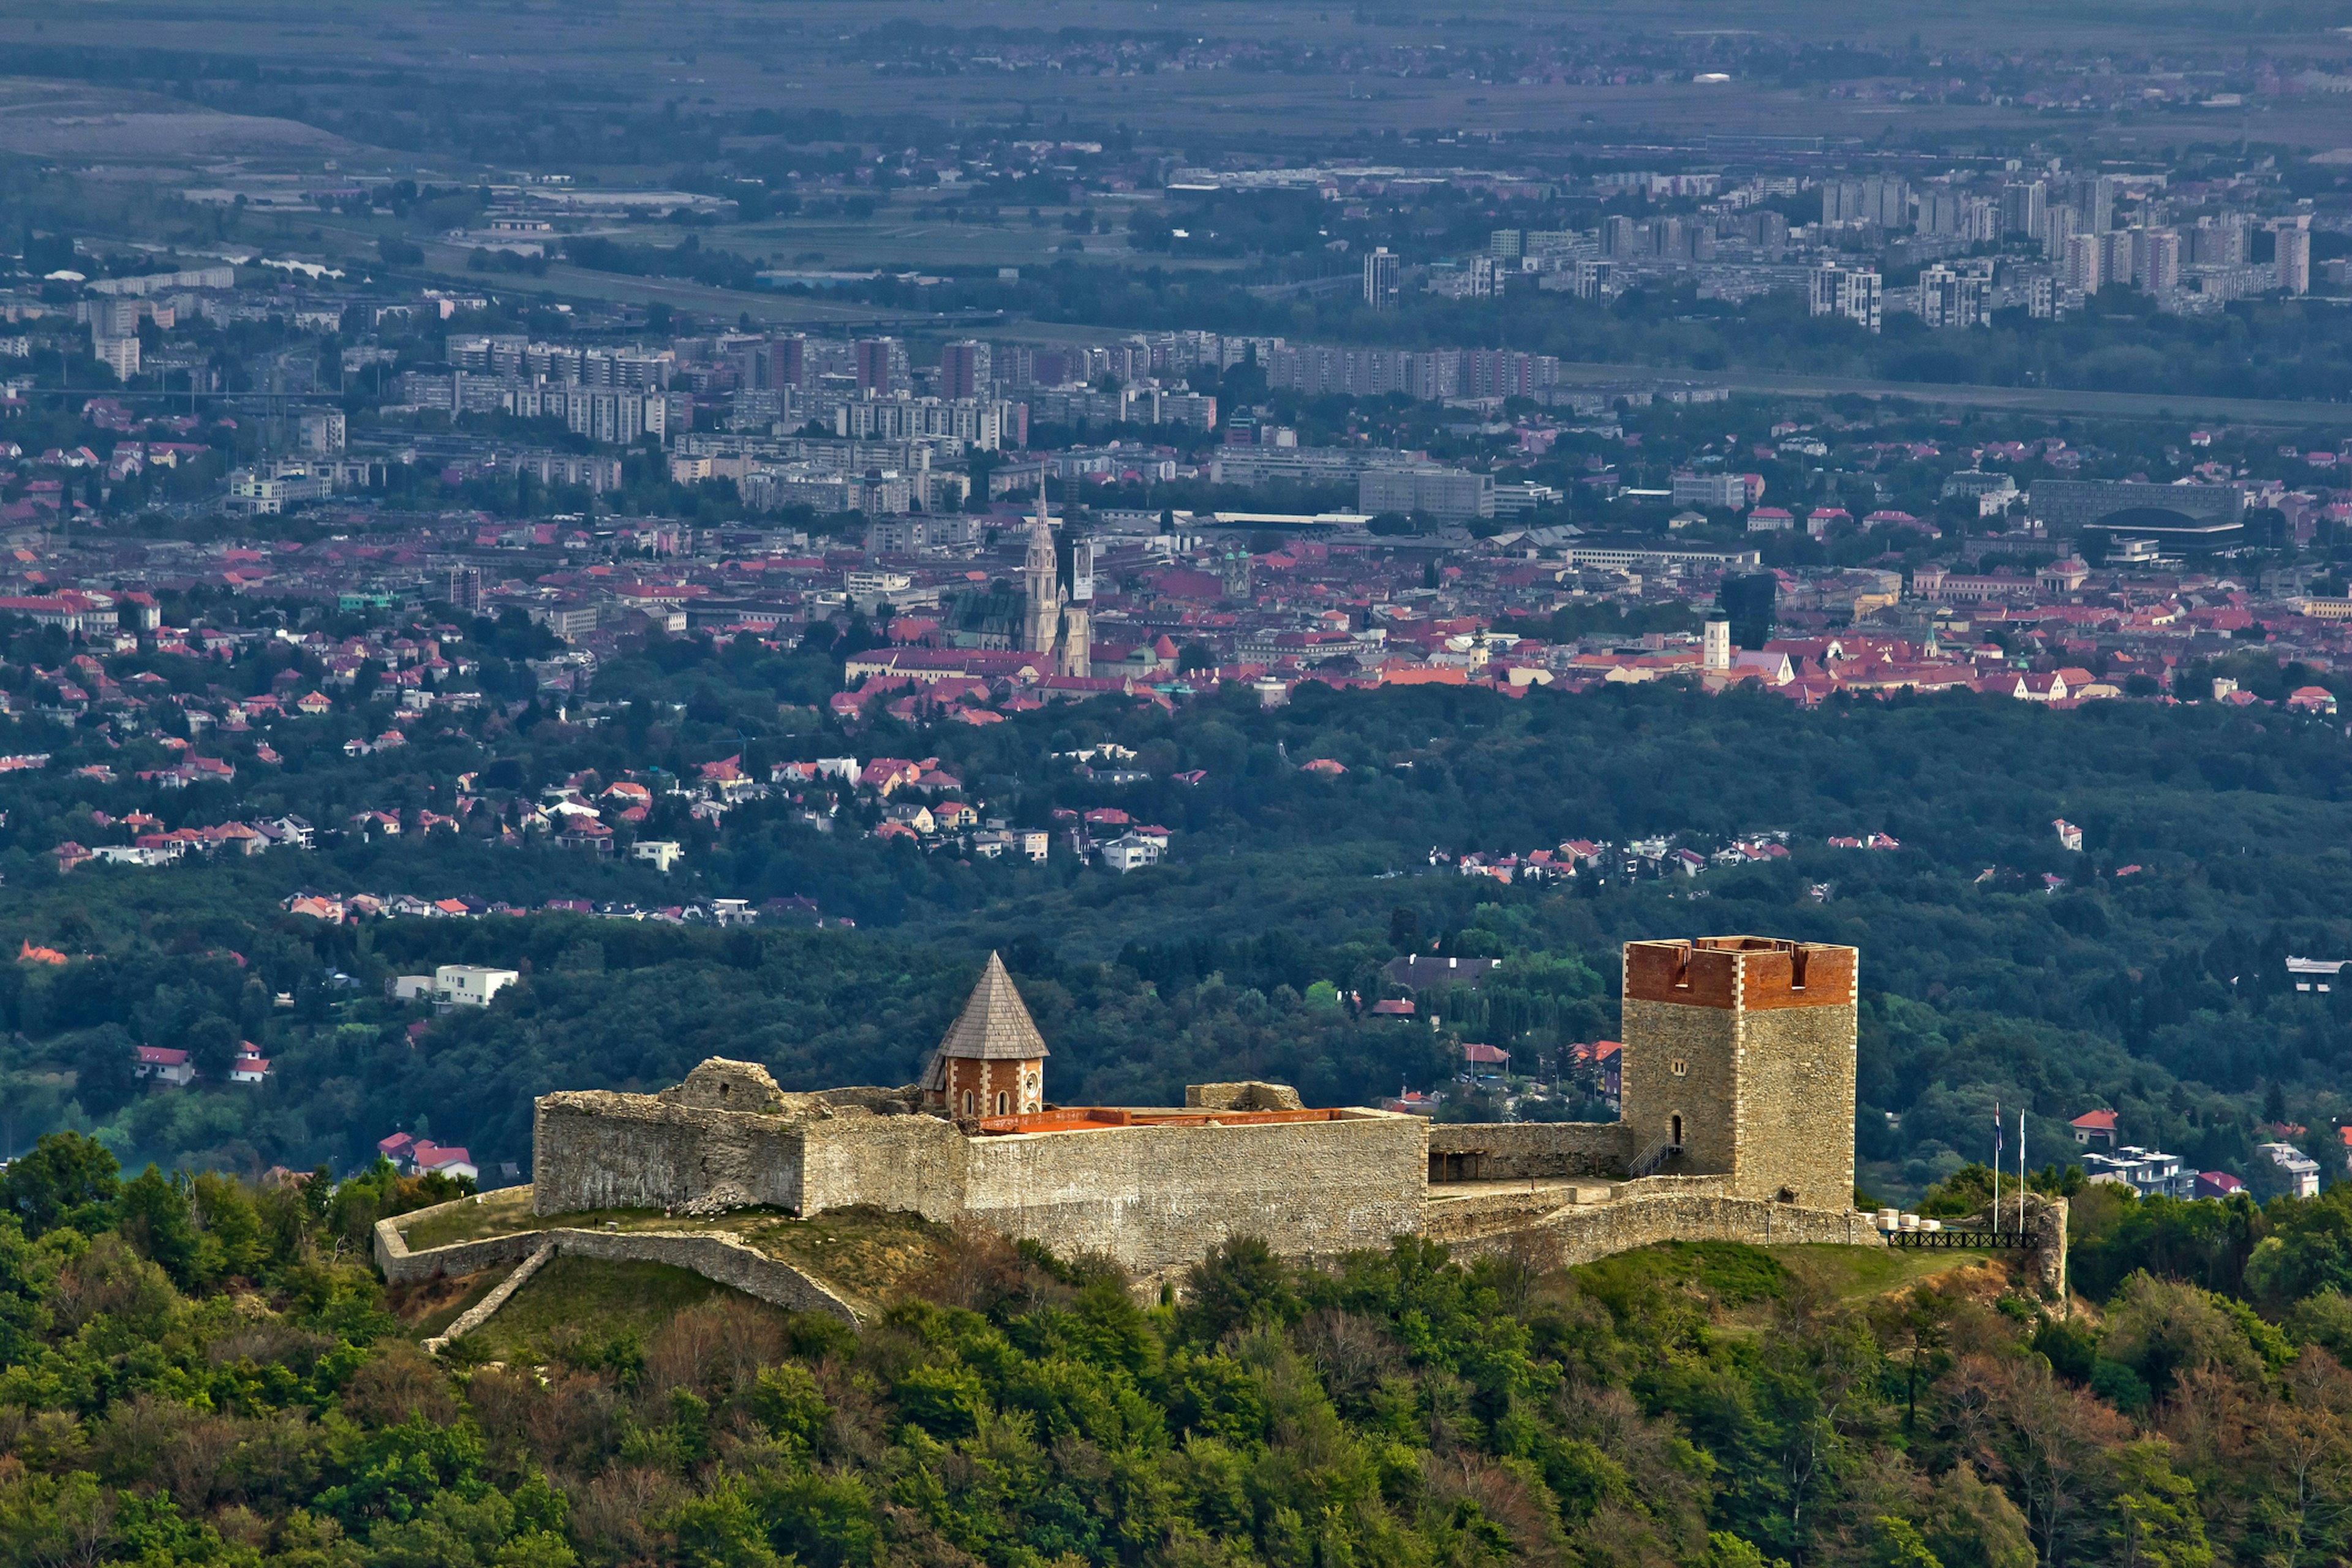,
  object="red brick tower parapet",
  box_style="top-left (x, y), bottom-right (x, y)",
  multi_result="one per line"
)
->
top-left (1619, 937), bottom-right (1859, 1209)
